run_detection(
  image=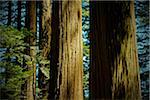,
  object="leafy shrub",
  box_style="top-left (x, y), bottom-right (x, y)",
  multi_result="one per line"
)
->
top-left (0, 25), bottom-right (32, 99)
